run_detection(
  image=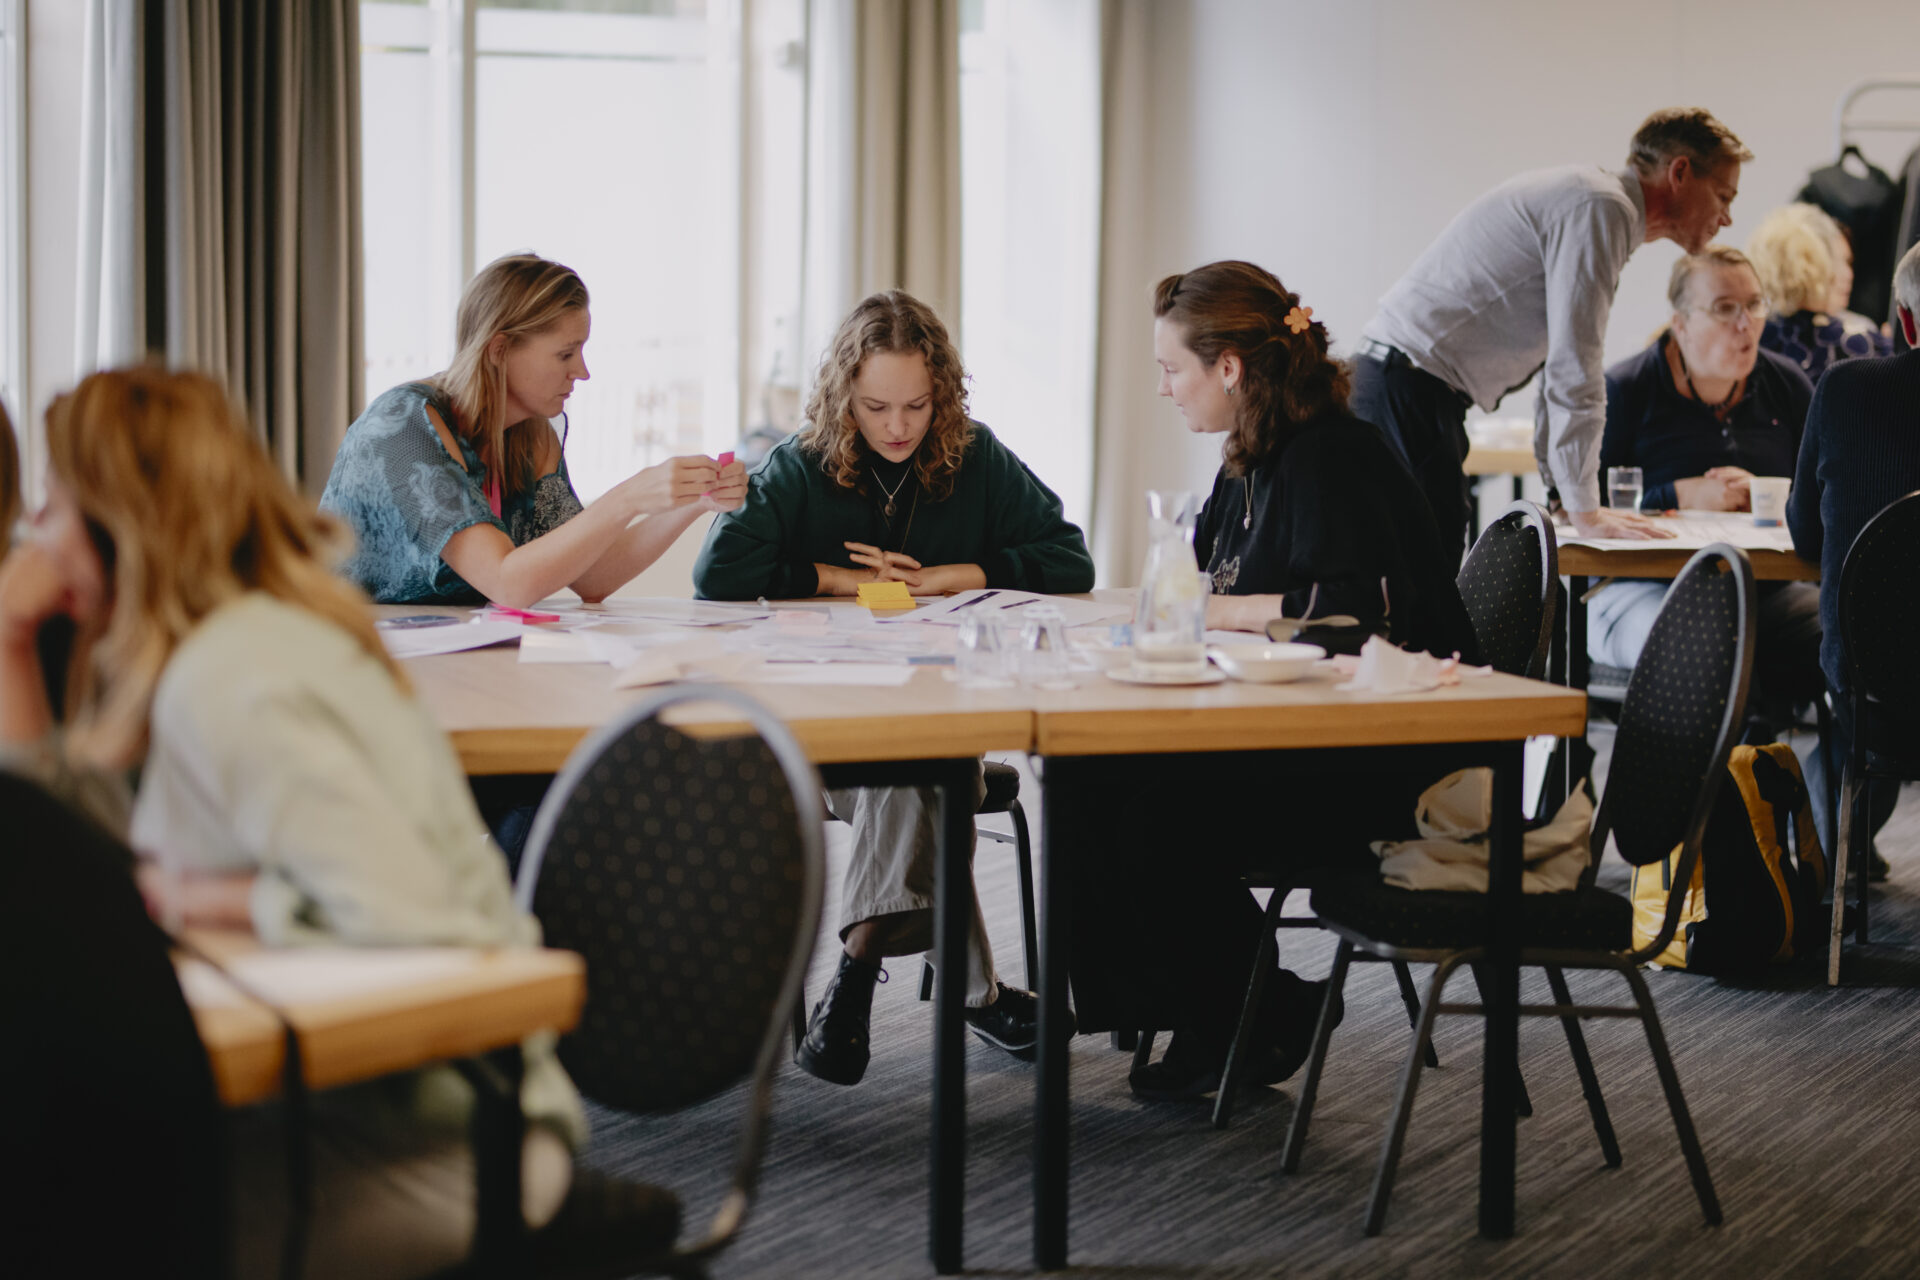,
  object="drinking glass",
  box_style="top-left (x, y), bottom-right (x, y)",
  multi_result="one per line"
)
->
top-left (1018, 603), bottom-right (1073, 687)
top-left (1607, 465), bottom-right (1644, 513)
top-left (955, 610), bottom-right (1009, 686)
